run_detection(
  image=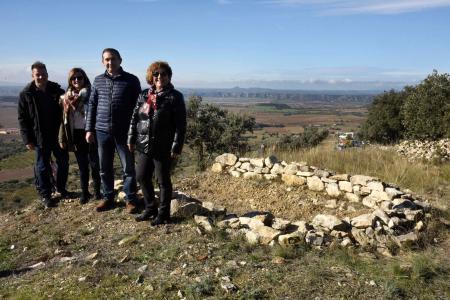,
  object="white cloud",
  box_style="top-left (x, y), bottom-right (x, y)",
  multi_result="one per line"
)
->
top-left (261, 0), bottom-right (450, 15)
